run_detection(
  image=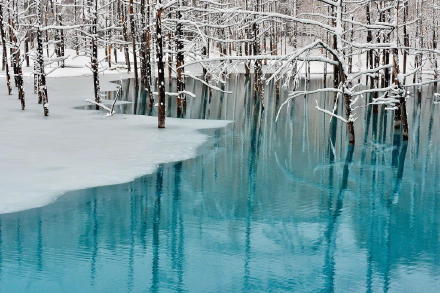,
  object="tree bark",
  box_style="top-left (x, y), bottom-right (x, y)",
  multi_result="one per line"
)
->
top-left (91, 0), bottom-right (100, 109)
top-left (156, 0), bottom-right (166, 128)
top-left (129, 0), bottom-right (139, 90)
top-left (176, 0), bottom-right (185, 117)
top-left (37, 0), bottom-right (48, 116)
top-left (0, 1), bottom-right (12, 95)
